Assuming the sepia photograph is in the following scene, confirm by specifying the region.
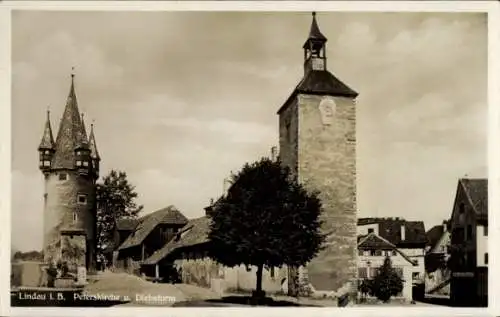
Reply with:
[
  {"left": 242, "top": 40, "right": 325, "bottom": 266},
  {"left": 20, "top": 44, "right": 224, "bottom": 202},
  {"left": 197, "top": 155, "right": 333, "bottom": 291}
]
[{"left": 6, "top": 3, "right": 493, "bottom": 311}]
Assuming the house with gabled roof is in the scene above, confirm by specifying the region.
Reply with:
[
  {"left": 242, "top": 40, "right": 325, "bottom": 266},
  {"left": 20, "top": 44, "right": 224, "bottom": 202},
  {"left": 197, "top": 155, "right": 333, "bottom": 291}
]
[
  {"left": 357, "top": 217, "right": 427, "bottom": 285},
  {"left": 448, "top": 178, "right": 487, "bottom": 307},
  {"left": 357, "top": 232, "right": 417, "bottom": 302},
  {"left": 114, "top": 205, "right": 188, "bottom": 273},
  {"left": 424, "top": 220, "right": 451, "bottom": 297},
  {"left": 142, "top": 211, "right": 288, "bottom": 295}
]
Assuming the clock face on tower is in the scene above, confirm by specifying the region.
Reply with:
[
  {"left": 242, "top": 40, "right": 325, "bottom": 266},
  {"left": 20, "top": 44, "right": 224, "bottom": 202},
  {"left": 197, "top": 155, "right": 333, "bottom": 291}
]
[{"left": 318, "top": 96, "right": 336, "bottom": 125}]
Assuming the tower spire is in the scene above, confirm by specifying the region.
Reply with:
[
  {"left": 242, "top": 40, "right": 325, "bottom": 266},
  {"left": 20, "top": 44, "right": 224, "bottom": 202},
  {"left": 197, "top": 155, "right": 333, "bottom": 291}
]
[
  {"left": 88, "top": 121, "right": 100, "bottom": 161},
  {"left": 38, "top": 107, "right": 55, "bottom": 150},
  {"left": 303, "top": 11, "right": 327, "bottom": 49},
  {"left": 51, "top": 70, "right": 89, "bottom": 169}
]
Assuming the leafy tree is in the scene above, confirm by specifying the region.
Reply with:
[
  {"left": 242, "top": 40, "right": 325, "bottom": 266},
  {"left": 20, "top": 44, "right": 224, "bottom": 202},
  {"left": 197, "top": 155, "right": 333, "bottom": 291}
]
[
  {"left": 208, "top": 158, "right": 325, "bottom": 299},
  {"left": 96, "top": 170, "right": 143, "bottom": 262},
  {"left": 371, "top": 257, "right": 403, "bottom": 302}
]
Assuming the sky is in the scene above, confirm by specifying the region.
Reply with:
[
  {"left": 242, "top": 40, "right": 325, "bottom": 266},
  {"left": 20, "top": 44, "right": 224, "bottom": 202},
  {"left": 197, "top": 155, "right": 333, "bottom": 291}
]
[{"left": 11, "top": 11, "right": 487, "bottom": 252}]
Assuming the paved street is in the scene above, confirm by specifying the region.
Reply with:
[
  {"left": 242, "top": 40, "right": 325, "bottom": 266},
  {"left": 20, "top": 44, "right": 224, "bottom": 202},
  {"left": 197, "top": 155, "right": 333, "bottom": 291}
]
[{"left": 83, "top": 272, "right": 445, "bottom": 307}]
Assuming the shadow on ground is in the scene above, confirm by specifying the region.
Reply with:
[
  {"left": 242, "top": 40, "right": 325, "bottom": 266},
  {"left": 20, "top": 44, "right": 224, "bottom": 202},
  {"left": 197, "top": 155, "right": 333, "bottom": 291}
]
[{"left": 173, "top": 296, "right": 319, "bottom": 307}]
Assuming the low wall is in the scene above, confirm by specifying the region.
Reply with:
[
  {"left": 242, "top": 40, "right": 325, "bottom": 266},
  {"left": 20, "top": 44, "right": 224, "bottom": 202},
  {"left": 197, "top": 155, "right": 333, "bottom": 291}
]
[
  {"left": 174, "top": 258, "right": 288, "bottom": 295},
  {"left": 11, "top": 261, "right": 46, "bottom": 287}
]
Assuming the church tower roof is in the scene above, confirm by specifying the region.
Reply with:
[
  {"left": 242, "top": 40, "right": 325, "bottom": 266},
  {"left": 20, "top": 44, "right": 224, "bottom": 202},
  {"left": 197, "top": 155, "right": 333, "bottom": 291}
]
[
  {"left": 303, "top": 12, "right": 327, "bottom": 48},
  {"left": 52, "top": 72, "right": 89, "bottom": 169},
  {"left": 88, "top": 123, "right": 100, "bottom": 160},
  {"left": 38, "top": 110, "right": 55, "bottom": 150},
  {"left": 278, "top": 12, "right": 358, "bottom": 114}
]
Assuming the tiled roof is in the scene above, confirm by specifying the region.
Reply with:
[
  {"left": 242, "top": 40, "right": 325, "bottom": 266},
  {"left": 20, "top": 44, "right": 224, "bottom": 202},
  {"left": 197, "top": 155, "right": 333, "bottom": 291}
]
[
  {"left": 118, "top": 205, "right": 188, "bottom": 250},
  {"left": 426, "top": 225, "right": 445, "bottom": 248},
  {"left": 143, "top": 216, "right": 210, "bottom": 265},
  {"left": 52, "top": 76, "right": 89, "bottom": 169},
  {"left": 358, "top": 233, "right": 394, "bottom": 250},
  {"left": 116, "top": 218, "right": 140, "bottom": 231},
  {"left": 358, "top": 233, "right": 416, "bottom": 265},
  {"left": 460, "top": 178, "right": 487, "bottom": 220},
  {"left": 88, "top": 124, "right": 100, "bottom": 160},
  {"left": 357, "top": 217, "right": 427, "bottom": 248},
  {"left": 277, "top": 70, "right": 358, "bottom": 114},
  {"left": 38, "top": 111, "right": 55, "bottom": 150}
]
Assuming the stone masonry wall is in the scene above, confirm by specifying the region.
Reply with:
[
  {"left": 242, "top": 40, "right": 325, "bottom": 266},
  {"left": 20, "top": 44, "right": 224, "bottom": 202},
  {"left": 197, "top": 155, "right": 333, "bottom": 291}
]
[
  {"left": 278, "top": 98, "right": 298, "bottom": 179},
  {"left": 297, "top": 93, "right": 357, "bottom": 292},
  {"left": 43, "top": 170, "right": 96, "bottom": 269}
]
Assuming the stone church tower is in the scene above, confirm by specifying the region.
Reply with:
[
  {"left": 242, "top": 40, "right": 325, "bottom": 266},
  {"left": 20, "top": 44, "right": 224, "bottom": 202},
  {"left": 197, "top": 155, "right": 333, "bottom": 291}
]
[
  {"left": 278, "top": 13, "right": 358, "bottom": 294},
  {"left": 38, "top": 73, "right": 100, "bottom": 271}
]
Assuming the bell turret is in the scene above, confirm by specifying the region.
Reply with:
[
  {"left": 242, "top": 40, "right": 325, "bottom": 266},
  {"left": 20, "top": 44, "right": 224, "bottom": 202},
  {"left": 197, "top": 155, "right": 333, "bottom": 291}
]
[{"left": 38, "top": 109, "right": 55, "bottom": 172}]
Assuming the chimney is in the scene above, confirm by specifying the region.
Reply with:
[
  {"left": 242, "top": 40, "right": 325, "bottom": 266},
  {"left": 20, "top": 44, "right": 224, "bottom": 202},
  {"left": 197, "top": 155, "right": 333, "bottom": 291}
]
[
  {"left": 401, "top": 225, "right": 406, "bottom": 241},
  {"left": 270, "top": 146, "right": 278, "bottom": 162},
  {"left": 442, "top": 220, "right": 448, "bottom": 232}
]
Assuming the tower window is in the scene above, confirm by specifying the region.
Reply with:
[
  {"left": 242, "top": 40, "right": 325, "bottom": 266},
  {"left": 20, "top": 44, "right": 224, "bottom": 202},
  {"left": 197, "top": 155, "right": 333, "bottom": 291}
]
[
  {"left": 73, "top": 212, "right": 78, "bottom": 223},
  {"left": 76, "top": 161, "right": 82, "bottom": 167},
  {"left": 59, "top": 173, "right": 67, "bottom": 181},
  {"left": 44, "top": 150, "right": 50, "bottom": 155},
  {"left": 83, "top": 161, "right": 89, "bottom": 167},
  {"left": 43, "top": 160, "right": 51, "bottom": 167},
  {"left": 77, "top": 194, "right": 88, "bottom": 205}
]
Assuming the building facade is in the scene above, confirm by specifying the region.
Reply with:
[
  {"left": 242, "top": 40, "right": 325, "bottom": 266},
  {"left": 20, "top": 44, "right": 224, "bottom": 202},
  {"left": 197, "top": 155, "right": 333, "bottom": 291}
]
[
  {"left": 357, "top": 218, "right": 427, "bottom": 285},
  {"left": 142, "top": 216, "right": 289, "bottom": 296},
  {"left": 448, "top": 178, "right": 488, "bottom": 307},
  {"left": 277, "top": 12, "right": 358, "bottom": 295},
  {"left": 38, "top": 73, "right": 100, "bottom": 272},
  {"left": 424, "top": 220, "right": 451, "bottom": 296},
  {"left": 115, "top": 206, "right": 188, "bottom": 274},
  {"left": 357, "top": 233, "right": 416, "bottom": 302}
]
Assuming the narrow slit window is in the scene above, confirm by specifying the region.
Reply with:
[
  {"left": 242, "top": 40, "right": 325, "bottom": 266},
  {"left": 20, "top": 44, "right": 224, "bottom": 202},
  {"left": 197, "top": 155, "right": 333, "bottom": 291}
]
[{"left": 73, "top": 212, "right": 78, "bottom": 223}]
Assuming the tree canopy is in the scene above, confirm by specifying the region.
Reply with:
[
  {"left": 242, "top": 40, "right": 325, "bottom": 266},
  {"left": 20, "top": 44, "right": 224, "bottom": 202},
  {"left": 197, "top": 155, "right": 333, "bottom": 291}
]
[
  {"left": 96, "top": 170, "right": 143, "bottom": 259},
  {"left": 371, "top": 257, "right": 404, "bottom": 302},
  {"left": 208, "top": 158, "right": 325, "bottom": 295}
]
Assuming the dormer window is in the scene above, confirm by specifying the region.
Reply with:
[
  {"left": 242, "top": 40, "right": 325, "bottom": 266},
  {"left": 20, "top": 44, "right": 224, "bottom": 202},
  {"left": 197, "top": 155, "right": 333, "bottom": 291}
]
[
  {"left": 76, "top": 161, "right": 82, "bottom": 167},
  {"left": 459, "top": 203, "right": 465, "bottom": 214}
]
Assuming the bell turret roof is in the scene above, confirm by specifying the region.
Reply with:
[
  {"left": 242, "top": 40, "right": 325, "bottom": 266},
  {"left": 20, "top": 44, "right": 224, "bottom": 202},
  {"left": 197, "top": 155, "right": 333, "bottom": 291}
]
[{"left": 38, "top": 110, "right": 55, "bottom": 150}]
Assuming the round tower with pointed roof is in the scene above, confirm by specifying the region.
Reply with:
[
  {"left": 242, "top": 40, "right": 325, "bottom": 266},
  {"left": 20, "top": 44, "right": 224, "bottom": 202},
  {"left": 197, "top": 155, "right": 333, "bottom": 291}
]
[
  {"left": 37, "top": 72, "right": 100, "bottom": 272},
  {"left": 278, "top": 13, "right": 358, "bottom": 296}
]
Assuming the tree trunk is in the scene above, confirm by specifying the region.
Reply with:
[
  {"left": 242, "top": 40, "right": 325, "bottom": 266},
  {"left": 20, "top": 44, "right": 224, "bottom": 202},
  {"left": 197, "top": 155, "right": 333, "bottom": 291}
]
[
  {"left": 288, "top": 266, "right": 298, "bottom": 297},
  {"left": 256, "top": 264, "right": 263, "bottom": 294}
]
